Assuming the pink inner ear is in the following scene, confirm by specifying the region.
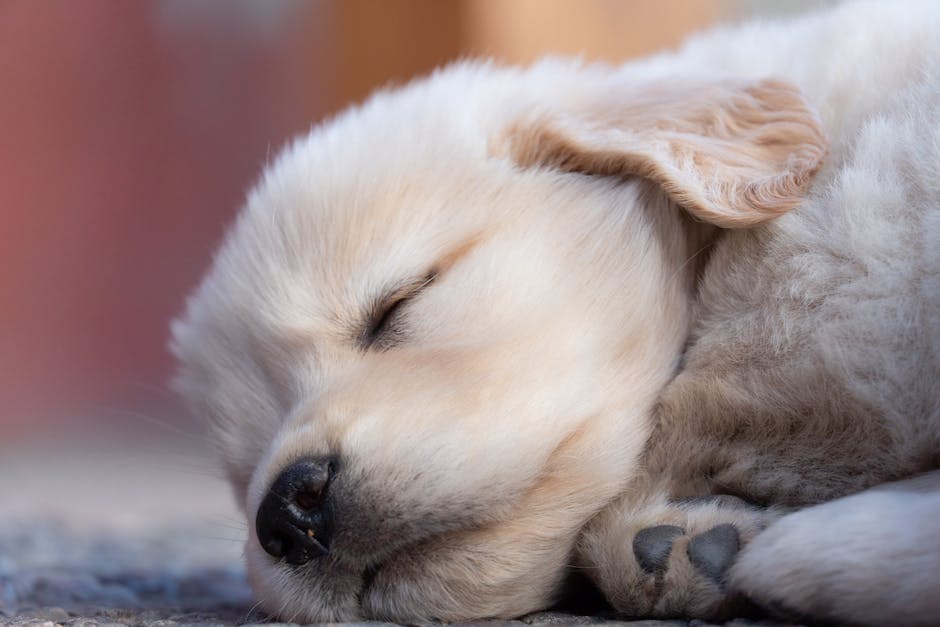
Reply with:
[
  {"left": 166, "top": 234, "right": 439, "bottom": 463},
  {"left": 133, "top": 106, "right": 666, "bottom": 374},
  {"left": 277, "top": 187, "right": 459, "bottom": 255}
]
[{"left": 504, "top": 79, "right": 829, "bottom": 229}]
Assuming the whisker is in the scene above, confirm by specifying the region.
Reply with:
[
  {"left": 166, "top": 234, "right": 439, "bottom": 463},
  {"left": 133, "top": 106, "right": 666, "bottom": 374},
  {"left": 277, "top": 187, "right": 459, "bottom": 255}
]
[
  {"left": 88, "top": 404, "right": 207, "bottom": 443},
  {"left": 243, "top": 598, "right": 265, "bottom": 624},
  {"left": 208, "top": 522, "right": 247, "bottom": 534},
  {"left": 196, "top": 535, "right": 246, "bottom": 544},
  {"left": 667, "top": 241, "right": 711, "bottom": 289},
  {"left": 118, "top": 380, "right": 179, "bottom": 401}
]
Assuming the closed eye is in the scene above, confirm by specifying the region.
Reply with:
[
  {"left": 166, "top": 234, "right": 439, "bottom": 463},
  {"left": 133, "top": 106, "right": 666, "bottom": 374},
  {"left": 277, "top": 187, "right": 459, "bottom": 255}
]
[{"left": 360, "top": 270, "right": 437, "bottom": 350}]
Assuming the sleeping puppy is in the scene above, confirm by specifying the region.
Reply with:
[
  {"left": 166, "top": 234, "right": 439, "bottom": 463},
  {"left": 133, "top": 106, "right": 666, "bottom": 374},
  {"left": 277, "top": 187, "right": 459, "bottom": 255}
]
[{"left": 171, "top": 2, "right": 940, "bottom": 625}]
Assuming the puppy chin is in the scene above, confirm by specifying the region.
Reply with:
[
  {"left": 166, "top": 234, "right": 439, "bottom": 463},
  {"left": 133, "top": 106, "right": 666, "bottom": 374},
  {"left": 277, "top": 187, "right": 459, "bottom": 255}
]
[{"left": 245, "top": 540, "right": 365, "bottom": 623}]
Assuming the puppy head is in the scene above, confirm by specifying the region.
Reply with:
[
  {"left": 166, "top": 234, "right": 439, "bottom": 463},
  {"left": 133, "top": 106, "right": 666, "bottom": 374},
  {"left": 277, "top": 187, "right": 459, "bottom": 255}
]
[{"left": 171, "top": 61, "right": 825, "bottom": 622}]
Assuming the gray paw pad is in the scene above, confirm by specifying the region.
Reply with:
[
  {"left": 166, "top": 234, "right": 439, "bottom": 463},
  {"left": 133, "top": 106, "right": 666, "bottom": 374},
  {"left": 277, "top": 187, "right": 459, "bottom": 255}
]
[
  {"left": 687, "top": 523, "right": 740, "bottom": 584},
  {"left": 633, "top": 524, "right": 685, "bottom": 574}
]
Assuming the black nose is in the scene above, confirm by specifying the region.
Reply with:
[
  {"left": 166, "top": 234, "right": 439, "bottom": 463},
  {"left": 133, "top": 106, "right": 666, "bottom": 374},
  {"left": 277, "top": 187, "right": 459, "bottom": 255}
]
[{"left": 255, "top": 457, "right": 336, "bottom": 565}]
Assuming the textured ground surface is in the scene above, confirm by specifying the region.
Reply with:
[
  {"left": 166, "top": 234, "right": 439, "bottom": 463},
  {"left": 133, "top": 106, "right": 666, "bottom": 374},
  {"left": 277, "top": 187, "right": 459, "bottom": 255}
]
[{"left": 0, "top": 428, "right": 791, "bottom": 627}]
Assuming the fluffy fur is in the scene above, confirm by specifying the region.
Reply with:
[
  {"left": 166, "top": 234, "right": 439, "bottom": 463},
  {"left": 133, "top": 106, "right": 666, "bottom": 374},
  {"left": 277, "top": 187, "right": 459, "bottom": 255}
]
[{"left": 171, "top": 2, "right": 940, "bottom": 624}]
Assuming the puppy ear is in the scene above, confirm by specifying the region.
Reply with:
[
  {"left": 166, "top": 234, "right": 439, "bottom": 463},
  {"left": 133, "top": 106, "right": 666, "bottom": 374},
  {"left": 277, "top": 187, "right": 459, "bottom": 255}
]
[{"left": 502, "top": 79, "right": 827, "bottom": 228}]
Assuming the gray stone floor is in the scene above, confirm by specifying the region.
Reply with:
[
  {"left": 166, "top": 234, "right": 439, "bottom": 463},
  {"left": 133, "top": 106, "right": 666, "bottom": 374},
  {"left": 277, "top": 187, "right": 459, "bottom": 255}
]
[
  {"left": 0, "top": 429, "right": 790, "bottom": 627},
  {"left": 0, "top": 430, "right": 253, "bottom": 626}
]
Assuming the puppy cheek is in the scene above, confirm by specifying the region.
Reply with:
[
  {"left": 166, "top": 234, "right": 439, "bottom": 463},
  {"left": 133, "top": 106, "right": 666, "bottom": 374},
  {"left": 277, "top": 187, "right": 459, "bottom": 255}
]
[
  {"left": 247, "top": 537, "right": 370, "bottom": 622},
  {"left": 359, "top": 548, "right": 467, "bottom": 621}
]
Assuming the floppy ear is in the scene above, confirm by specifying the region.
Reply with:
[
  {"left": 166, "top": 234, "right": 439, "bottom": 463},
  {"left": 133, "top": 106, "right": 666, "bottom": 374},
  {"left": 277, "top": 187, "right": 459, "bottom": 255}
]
[{"left": 502, "top": 79, "right": 827, "bottom": 228}]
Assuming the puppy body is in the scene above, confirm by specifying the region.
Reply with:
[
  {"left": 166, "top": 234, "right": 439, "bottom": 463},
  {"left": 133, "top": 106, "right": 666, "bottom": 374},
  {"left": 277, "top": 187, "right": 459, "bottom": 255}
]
[
  {"left": 579, "top": 5, "right": 940, "bottom": 622},
  {"left": 172, "top": 2, "right": 940, "bottom": 624},
  {"left": 581, "top": 15, "right": 940, "bottom": 621}
]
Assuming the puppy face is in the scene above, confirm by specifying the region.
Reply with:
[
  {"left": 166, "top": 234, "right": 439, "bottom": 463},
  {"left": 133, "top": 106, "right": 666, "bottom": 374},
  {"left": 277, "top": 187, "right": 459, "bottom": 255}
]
[{"left": 171, "top": 62, "right": 825, "bottom": 621}]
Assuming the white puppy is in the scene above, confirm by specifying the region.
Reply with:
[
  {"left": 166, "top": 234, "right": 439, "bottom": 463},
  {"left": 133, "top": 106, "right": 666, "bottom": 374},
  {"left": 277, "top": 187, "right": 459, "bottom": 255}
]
[{"left": 172, "top": 2, "right": 940, "bottom": 624}]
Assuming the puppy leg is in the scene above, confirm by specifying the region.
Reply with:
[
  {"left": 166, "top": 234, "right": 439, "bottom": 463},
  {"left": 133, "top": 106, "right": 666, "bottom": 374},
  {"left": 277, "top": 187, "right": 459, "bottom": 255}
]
[
  {"left": 577, "top": 492, "right": 778, "bottom": 619},
  {"left": 731, "top": 470, "right": 940, "bottom": 626}
]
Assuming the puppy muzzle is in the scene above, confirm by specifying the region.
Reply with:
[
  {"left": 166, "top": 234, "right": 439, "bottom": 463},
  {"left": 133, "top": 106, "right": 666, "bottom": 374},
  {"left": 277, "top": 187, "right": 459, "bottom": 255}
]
[{"left": 255, "top": 457, "right": 337, "bottom": 565}]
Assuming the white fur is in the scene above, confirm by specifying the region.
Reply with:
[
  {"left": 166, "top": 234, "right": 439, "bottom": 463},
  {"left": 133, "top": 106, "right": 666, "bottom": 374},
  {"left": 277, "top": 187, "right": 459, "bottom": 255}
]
[{"left": 733, "top": 472, "right": 940, "bottom": 625}]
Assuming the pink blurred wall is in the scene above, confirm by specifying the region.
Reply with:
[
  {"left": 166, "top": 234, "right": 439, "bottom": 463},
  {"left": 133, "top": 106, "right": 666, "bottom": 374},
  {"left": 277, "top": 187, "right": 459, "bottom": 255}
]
[{"left": 0, "top": 2, "right": 332, "bottom": 435}]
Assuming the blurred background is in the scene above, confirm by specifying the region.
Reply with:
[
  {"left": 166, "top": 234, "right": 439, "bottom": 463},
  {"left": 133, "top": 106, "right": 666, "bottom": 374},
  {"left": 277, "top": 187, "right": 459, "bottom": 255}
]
[{"left": 0, "top": 0, "right": 828, "bottom": 442}]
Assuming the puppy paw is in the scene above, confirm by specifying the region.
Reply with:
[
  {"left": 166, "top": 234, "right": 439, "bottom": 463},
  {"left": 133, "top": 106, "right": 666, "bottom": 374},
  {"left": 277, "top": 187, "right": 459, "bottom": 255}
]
[
  {"left": 579, "top": 494, "right": 775, "bottom": 619},
  {"left": 684, "top": 522, "right": 741, "bottom": 583},
  {"left": 636, "top": 520, "right": 742, "bottom": 617}
]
